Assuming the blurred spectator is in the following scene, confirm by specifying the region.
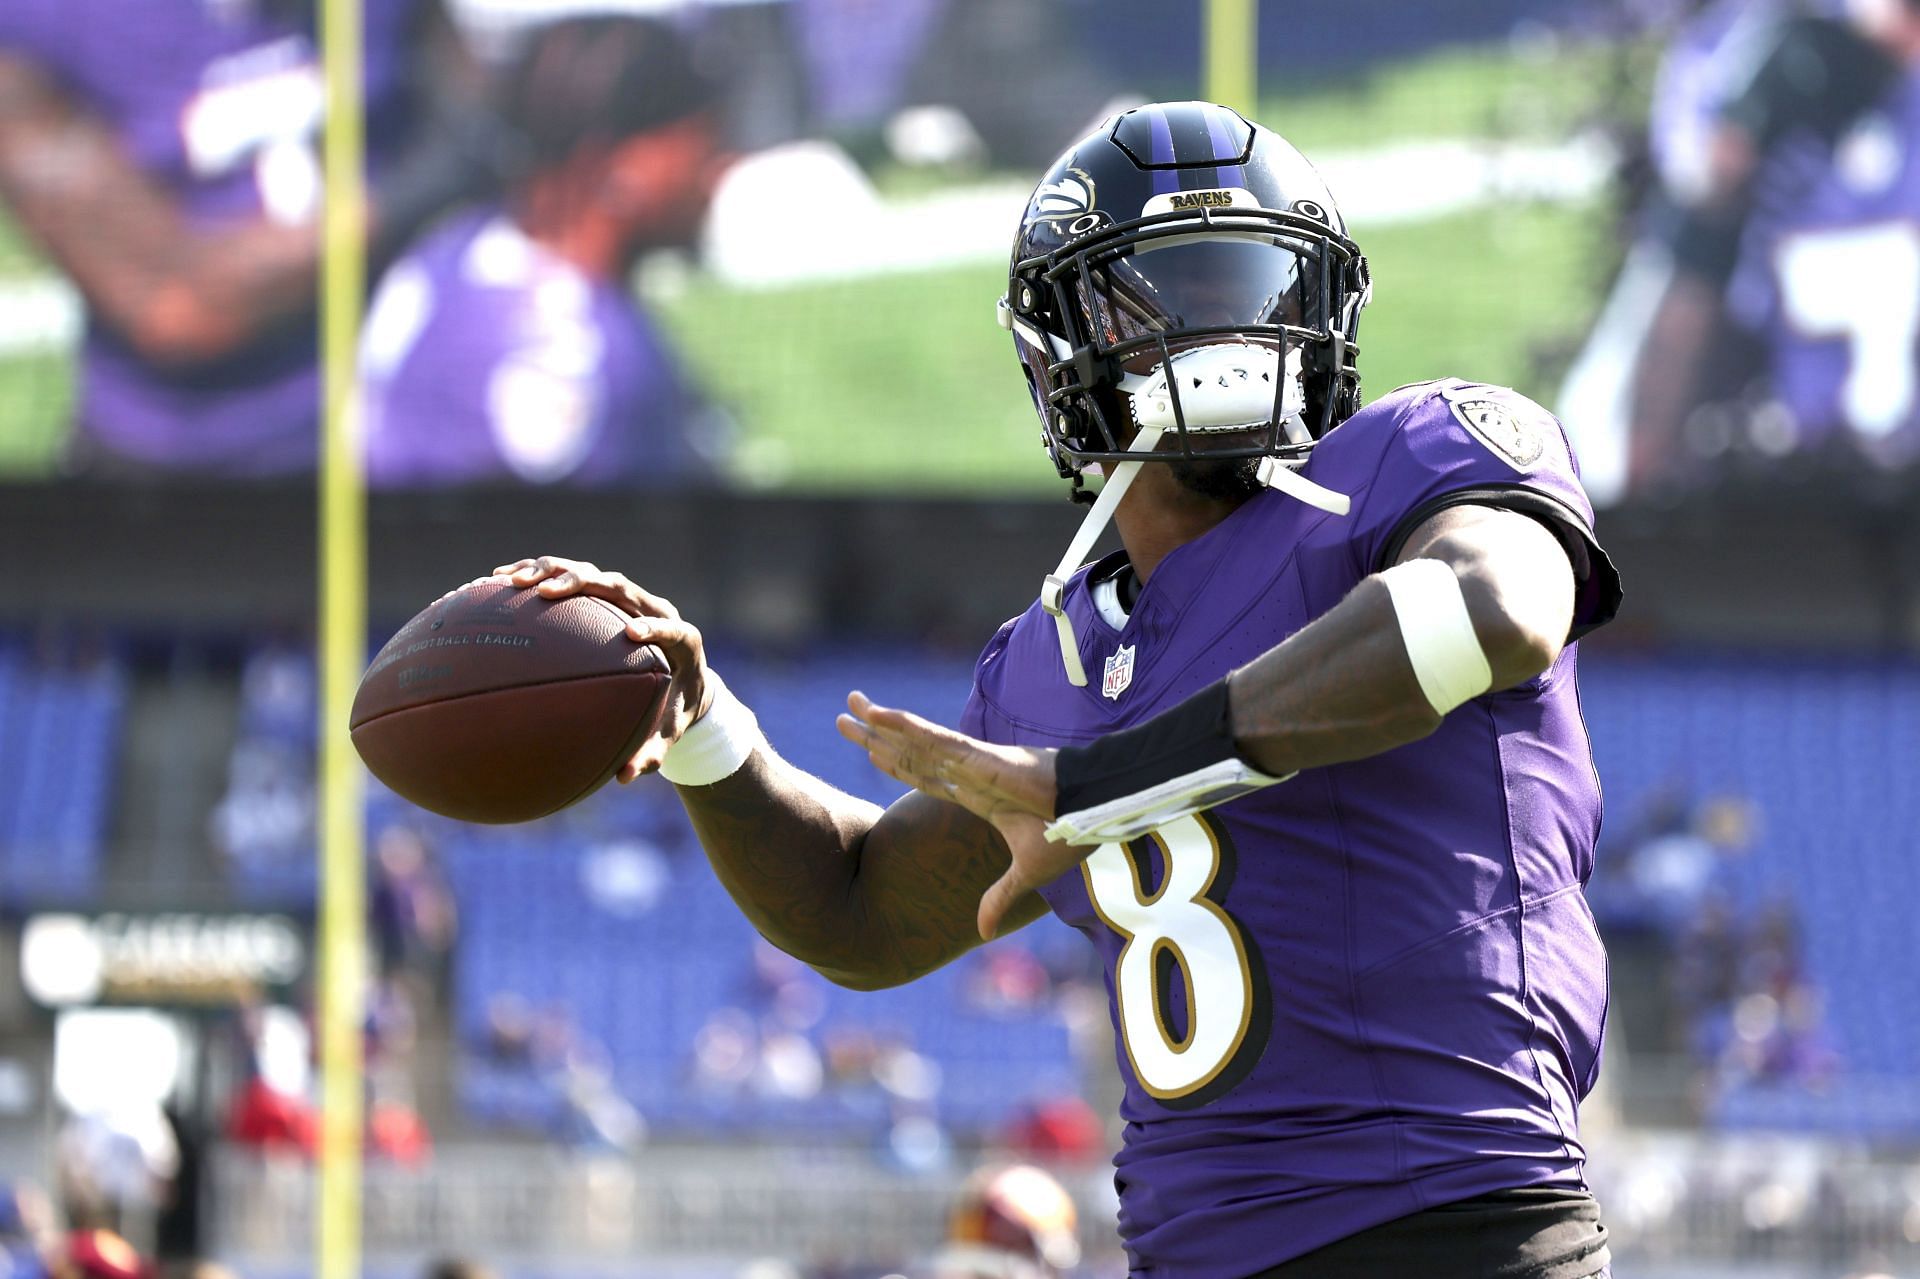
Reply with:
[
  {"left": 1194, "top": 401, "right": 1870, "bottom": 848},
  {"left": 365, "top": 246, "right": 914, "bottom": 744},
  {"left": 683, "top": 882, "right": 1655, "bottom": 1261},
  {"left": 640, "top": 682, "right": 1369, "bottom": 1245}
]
[
  {"left": 367, "top": 1098, "right": 433, "bottom": 1165},
  {"left": 55, "top": 1106, "right": 177, "bottom": 1241},
  {"left": 743, "top": 940, "right": 826, "bottom": 1032},
  {"left": 689, "top": 1007, "right": 759, "bottom": 1097},
  {"left": 0, "top": 0, "right": 499, "bottom": 477},
  {"left": 209, "top": 741, "right": 313, "bottom": 876},
  {"left": 211, "top": 647, "right": 318, "bottom": 886},
  {"left": 1674, "top": 888, "right": 1842, "bottom": 1102},
  {"left": 965, "top": 944, "right": 1051, "bottom": 1015},
  {"left": 1001, "top": 1096, "right": 1104, "bottom": 1167},
  {"left": 885, "top": 1113, "right": 952, "bottom": 1175},
  {"left": 370, "top": 824, "right": 458, "bottom": 987},
  {"left": 1673, "top": 894, "right": 1743, "bottom": 1027},
  {"left": 49, "top": 1231, "right": 147, "bottom": 1279},
  {"left": 930, "top": 1164, "right": 1081, "bottom": 1279},
  {"left": 151, "top": 1106, "right": 203, "bottom": 1264},
  {"left": 469, "top": 998, "right": 641, "bottom": 1148},
  {"left": 1603, "top": 791, "right": 1756, "bottom": 932},
  {"left": 423, "top": 1262, "right": 496, "bottom": 1279},
  {"left": 822, "top": 1027, "right": 882, "bottom": 1090},
  {"left": 361, "top": 15, "right": 729, "bottom": 488},
  {"left": 553, "top": 1057, "right": 646, "bottom": 1152},
  {"left": 869, "top": 1034, "right": 941, "bottom": 1110},
  {"left": 1720, "top": 985, "right": 1840, "bottom": 1089},
  {"left": 0, "top": 1182, "right": 54, "bottom": 1279},
  {"left": 223, "top": 1069, "right": 316, "bottom": 1156},
  {"left": 478, "top": 993, "right": 536, "bottom": 1068},
  {"left": 578, "top": 838, "right": 672, "bottom": 917},
  {"left": 755, "top": 1030, "right": 825, "bottom": 1102}
]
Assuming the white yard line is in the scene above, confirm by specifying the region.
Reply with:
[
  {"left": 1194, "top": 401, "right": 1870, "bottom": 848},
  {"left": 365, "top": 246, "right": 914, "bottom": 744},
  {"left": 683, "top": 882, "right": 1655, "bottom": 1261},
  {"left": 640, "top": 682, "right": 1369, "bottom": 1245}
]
[{"left": 696, "top": 135, "right": 1614, "bottom": 291}]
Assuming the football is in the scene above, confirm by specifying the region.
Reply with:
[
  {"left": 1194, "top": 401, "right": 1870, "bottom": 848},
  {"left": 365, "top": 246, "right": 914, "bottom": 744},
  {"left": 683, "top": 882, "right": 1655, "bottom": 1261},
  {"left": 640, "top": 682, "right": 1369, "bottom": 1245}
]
[{"left": 350, "top": 579, "right": 672, "bottom": 824}]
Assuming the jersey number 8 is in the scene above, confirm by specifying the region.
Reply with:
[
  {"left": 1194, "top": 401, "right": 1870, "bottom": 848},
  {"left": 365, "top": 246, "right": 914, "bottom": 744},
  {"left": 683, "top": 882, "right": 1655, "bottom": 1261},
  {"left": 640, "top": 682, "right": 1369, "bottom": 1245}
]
[{"left": 1081, "top": 812, "right": 1270, "bottom": 1106}]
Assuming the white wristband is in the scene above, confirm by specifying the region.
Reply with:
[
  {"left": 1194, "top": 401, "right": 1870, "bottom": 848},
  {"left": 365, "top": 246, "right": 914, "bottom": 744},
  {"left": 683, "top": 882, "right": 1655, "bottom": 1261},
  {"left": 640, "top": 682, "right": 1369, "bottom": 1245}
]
[
  {"left": 1378, "top": 558, "right": 1494, "bottom": 717},
  {"left": 658, "top": 670, "right": 763, "bottom": 786}
]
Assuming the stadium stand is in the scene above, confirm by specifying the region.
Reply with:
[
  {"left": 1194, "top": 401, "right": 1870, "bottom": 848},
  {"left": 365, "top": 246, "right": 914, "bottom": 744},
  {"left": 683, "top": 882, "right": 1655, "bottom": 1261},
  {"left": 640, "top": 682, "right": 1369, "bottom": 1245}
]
[
  {"left": 437, "top": 649, "right": 1087, "bottom": 1142},
  {"left": 1583, "top": 655, "right": 1920, "bottom": 1133},
  {"left": 0, "top": 640, "right": 126, "bottom": 904},
  {"left": 198, "top": 644, "right": 1920, "bottom": 1140}
]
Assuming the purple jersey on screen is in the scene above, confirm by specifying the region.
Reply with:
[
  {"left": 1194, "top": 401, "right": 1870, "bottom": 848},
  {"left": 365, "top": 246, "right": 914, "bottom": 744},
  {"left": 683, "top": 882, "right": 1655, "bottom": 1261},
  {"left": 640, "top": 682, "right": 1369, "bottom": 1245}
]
[
  {"left": 961, "top": 381, "right": 1620, "bottom": 1277},
  {"left": 0, "top": 0, "right": 419, "bottom": 474},
  {"left": 1647, "top": 0, "right": 1786, "bottom": 200},
  {"left": 359, "top": 209, "right": 714, "bottom": 488},
  {"left": 1728, "top": 72, "right": 1920, "bottom": 464}
]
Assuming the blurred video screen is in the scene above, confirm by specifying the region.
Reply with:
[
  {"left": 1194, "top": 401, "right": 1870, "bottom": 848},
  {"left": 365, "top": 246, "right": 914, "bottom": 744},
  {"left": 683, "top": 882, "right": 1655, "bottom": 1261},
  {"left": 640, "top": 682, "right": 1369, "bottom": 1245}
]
[{"left": 24, "top": 0, "right": 1899, "bottom": 501}]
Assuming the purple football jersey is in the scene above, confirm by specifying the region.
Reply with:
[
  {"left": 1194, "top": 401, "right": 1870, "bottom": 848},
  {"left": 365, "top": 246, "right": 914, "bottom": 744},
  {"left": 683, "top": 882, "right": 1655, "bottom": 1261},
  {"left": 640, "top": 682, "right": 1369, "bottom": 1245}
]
[
  {"left": 359, "top": 209, "right": 713, "bottom": 488},
  {"left": 0, "top": 0, "right": 420, "bottom": 474},
  {"left": 1727, "top": 71, "right": 1920, "bottom": 464},
  {"left": 962, "top": 381, "right": 1620, "bottom": 1277}
]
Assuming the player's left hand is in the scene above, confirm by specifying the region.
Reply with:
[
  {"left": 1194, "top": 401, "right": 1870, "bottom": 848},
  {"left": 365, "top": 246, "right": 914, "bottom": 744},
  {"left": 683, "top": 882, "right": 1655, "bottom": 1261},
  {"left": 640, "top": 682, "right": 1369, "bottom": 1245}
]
[{"left": 837, "top": 692, "right": 1081, "bottom": 941}]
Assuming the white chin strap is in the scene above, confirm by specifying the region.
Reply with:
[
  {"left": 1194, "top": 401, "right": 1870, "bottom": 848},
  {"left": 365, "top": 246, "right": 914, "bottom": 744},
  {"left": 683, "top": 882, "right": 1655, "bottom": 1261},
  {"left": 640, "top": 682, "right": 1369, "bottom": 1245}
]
[
  {"left": 1036, "top": 342, "right": 1353, "bottom": 686},
  {"left": 1042, "top": 427, "right": 1163, "bottom": 687}
]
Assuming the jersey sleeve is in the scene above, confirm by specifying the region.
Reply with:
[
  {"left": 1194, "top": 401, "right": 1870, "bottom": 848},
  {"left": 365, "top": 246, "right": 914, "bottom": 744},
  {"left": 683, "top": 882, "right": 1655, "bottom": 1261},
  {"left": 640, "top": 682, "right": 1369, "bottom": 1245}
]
[
  {"left": 1348, "top": 382, "right": 1622, "bottom": 639},
  {"left": 0, "top": 0, "right": 77, "bottom": 76},
  {"left": 958, "top": 619, "right": 1018, "bottom": 744}
]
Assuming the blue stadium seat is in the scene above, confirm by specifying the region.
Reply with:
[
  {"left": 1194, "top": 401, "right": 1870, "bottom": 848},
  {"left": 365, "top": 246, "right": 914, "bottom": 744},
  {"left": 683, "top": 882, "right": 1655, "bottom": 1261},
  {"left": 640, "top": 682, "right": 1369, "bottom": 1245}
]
[{"left": 0, "top": 651, "right": 125, "bottom": 905}]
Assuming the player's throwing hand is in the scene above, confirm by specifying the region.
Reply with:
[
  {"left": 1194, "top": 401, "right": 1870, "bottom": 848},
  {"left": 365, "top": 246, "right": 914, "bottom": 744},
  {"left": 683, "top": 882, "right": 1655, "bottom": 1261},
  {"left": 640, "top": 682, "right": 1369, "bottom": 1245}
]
[
  {"left": 837, "top": 692, "right": 1074, "bottom": 940},
  {"left": 493, "top": 555, "right": 713, "bottom": 782}
]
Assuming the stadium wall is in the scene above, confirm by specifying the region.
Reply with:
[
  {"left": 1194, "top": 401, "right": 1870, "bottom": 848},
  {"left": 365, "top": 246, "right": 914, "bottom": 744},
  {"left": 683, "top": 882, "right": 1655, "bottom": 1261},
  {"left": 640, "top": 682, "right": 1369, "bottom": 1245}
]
[{"left": 10, "top": 480, "right": 1920, "bottom": 650}]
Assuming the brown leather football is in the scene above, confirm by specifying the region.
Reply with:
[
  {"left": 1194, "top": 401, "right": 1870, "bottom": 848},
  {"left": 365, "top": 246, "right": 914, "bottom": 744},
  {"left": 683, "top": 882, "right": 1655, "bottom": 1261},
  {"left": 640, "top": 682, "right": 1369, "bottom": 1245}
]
[{"left": 350, "top": 579, "right": 671, "bottom": 824}]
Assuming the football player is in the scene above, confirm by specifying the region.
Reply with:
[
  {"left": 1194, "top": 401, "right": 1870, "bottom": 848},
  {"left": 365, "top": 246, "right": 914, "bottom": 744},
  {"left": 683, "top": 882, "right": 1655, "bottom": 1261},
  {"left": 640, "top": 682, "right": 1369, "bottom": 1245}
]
[
  {"left": 501, "top": 101, "right": 1622, "bottom": 1278},
  {"left": 360, "top": 16, "right": 727, "bottom": 488},
  {"left": 1626, "top": 0, "right": 1920, "bottom": 483},
  {"left": 0, "top": 0, "right": 495, "bottom": 477}
]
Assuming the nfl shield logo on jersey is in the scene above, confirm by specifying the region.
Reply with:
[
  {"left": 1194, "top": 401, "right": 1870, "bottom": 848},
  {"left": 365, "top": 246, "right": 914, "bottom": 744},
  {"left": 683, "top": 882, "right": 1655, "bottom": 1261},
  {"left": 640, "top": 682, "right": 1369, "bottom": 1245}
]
[{"left": 1102, "top": 645, "right": 1136, "bottom": 700}]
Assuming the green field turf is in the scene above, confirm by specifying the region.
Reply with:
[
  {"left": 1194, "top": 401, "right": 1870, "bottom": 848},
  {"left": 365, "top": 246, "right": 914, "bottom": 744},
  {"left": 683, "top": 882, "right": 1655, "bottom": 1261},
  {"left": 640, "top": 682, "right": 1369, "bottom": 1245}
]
[
  {"left": 0, "top": 218, "right": 69, "bottom": 477},
  {"left": 1260, "top": 36, "right": 1648, "bottom": 152},
  {"left": 0, "top": 36, "right": 1631, "bottom": 487},
  {"left": 0, "top": 353, "right": 71, "bottom": 478}
]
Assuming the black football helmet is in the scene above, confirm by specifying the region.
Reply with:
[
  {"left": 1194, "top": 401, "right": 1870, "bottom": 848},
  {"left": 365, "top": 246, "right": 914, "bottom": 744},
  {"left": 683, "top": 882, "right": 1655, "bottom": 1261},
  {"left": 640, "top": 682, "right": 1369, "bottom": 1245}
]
[{"left": 1001, "top": 101, "right": 1371, "bottom": 484}]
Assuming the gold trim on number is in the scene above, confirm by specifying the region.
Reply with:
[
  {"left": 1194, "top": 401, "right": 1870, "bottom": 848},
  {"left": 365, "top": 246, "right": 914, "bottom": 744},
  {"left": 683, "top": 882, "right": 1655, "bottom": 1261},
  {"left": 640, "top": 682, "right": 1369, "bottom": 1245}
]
[{"left": 1081, "top": 815, "right": 1256, "bottom": 1101}]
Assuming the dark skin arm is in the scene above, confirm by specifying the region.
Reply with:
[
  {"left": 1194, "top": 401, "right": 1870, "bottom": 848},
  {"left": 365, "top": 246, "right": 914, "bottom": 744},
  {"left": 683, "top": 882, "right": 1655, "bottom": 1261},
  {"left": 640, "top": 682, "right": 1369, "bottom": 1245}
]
[
  {"left": 0, "top": 2, "right": 477, "bottom": 368},
  {"left": 680, "top": 756, "right": 1050, "bottom": 990},
  {"left": 1626, "top": 123, "right": 1755, "bottom": 483},
  {"left": 499, "top": 505, "right": 1571, "bottom": 987},
  {"left": 490, "top": 556, "right": 1048, "bottom": 992},
  {"left": 0, "top": 50, "right": 327, "bottom": 366}
]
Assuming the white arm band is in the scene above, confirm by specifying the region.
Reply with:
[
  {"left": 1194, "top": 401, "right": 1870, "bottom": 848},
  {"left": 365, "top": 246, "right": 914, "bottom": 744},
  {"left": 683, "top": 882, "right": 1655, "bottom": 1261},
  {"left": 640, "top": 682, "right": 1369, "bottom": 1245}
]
[
  {"left": 658, "top": 670, "right": 764, "bottom": 786},
  {"left": 1377, "top": 558, "right": 1494, "bottom": 717}
]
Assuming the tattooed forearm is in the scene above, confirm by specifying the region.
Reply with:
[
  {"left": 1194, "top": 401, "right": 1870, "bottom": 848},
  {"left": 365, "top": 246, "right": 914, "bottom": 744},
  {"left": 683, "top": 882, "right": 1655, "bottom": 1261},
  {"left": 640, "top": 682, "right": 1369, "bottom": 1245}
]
[
  {"left": 676, "top": 748, "right": 1047, "bottom": 989},
  {"left": 1227, "top": 504, "right": 1573, "bottom": 776},
  {"left": 1226, "top": 577, "right": 1439, "bottom": 776}
]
